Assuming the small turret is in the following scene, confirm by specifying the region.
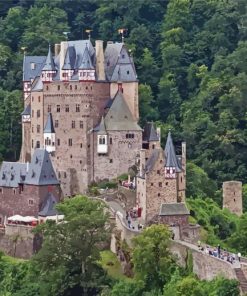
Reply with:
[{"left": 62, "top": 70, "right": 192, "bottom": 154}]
[
  {"left": 78, "top": 45, "right": 95, "bottom": 81},
  {"left": 61, "top": 47, "right": 74, "bottom": 81},
  {"left": 21, "top": 104, "right": 31, "bottom": 123},
  {"left": 97, "top": 117, "right": 108, "bottom": 154},
  {"left": 44, "top": 113, "right": 55, "bottom": 153},
  {"left": 41, "top": 45, "right": 56, "bottom": 82},
  {"left": 164, "top": 131, "right": 181, "bottom": 179}
]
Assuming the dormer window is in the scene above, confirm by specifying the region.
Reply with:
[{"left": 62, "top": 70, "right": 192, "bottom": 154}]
[
  {"left": 31, "top": 63, "right": 36, "bottom": 70},
  {"left": 10, "top": 174, "right": 14, "bottom": 181},
  {"left": 2, "top": 173, "right": 5, "bottom": 180}
]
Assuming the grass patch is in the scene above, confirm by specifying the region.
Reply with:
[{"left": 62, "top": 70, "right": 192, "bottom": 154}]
[{"left": 99, "top": 250, "right": 132, "bottom": 281}]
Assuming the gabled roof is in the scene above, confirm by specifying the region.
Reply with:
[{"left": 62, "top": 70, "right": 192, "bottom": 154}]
[
  {"left": 143, "top": 122, "right": 159, "bottom": 142},
  {"left": 78, "top": 45, "right": 94, "bottom": 70},
  {"left": 44, "top": 113, "right": 55, "bottom": 133},
  {"left": 23, "top": 56, "right": 46, "bottom": 81},
  {"left": 25, "top": 149, "right": 59, "bottom": 186},
  {"left": 104, "top": 91, "right": 142, "bottom": 131},
  {"left": 111, "top": 64, "right": 137, "bottom": 82},
  {"left": 164, "top": 131, "right": 181, "bottom": 172},
  {"left": 39, "top": 192, "right": 58, "bottom": 217},
  {"left": 0, "top": 162, "right": 27, "bottom": 188},
  {"left": 21, "top": 104, "right": 31, "bottom": 116},
  {"left": 42, "top": 45, "right": 56, "bottom": 71},
  {"left": 145, "top": 149, "right": 160, "bottom": 173},
  {"left": 104, "top": 42, "right": 123, "bottom": 80},
  {"left": 159, "top": 203, "right": 189, "bottom": 216}
]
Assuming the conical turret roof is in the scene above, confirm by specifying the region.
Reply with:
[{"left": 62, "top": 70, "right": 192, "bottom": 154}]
[
  {"left": 44, "top": 113, "right": 55, "bottom": 133},
  {"left": 164, "top": 131, "right": 181, "bottom": 172},
  {"left": 42, "top": 45, "right": 56, "bottom": 71},
  {"left": 62, "top": 47, "right": 72, "bottom": 70},
  {"left": 97, "top": 116, "right": 107, "bottom": 135},
  {"left": 79, "top": 45, "right": 94, "bottom": 70},
  {"left": 143, "top": 122, "right": 159, "bottom": 142}
]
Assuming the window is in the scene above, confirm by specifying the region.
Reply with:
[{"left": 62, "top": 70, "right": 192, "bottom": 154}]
[
  {"left": 72, "top": 121, "right": 75, "bottom": 128},
  {"left": 37, "top": 110, "right": 40, "bottom": 118},
  {"left": 32, "top": 140, "right": 33, "bottom": 148},
  {"left": 80, "top": 121, "right": 83, "bottom": 128},
  {"left": 37, "top": 125, "right": 40, "bottom": 133},
  {"left": 28, "top": 199, "right": 34, "bottom": 205},
  {"left": 158, "top": 193, "right": 160, "bottom": 197},
  {"left": 65, "top": 105, "right": 69, "bottom": 112},
  {"left": 110, "top": 138, "right": 112, "bottom": 145},
  {"left": 99, "top": 136, "right": 106, "bottom": 144},
  {"left": 159, "top": 182, "right": 162, "bottom": 187},
  {"left": 46, "top": 85, "right": 49, "bottom": 91},
  {"left": 45, "top": 137, "right": 51, "bottom": 145},
  {"left": 68, "top": 138, "right": 72, "bottom": 146},
  {"left": 48, "top": 105, "right": 51, "bottom": 112},
  {"left": 80, "top": 143, "right": 83, "bottom": 148},
  {"left": 109, "top": 159, "right": 113, "bottom": 163},
  {"left": 122, "top": 54, "right": 125, "bottom": 58},
  {"left": 58, "top": 85, "right": 60, "bottom": 91},
  {"left": 57, "top": 139, "right": 60, "bottom": 146},
  {"left": 0, "top": 188, "right": 2, "bottom": 194},
  {"left": 55, "top": 120, "right": 59, "bottom": 128},
  {"left": 32, "top": 110, "right": 34, "bottom": 117},
  {"left": 127, "top": 70, "right": 129, "bottom": 75},
  {"left": 32, "top": 125, "right": 34, "bottom": 133},
  {"left": 76, "top": 104, "right": 80, "bottom": 112},
  {"left": 64, "top": 172, "right": 67, "bottom": 178},
  {"left": 157, "top": 170, "right": 160, "bottom": 174},
  {"left": 166, "top": 182, "right": 168, "bottom": 186},
  {"left": 38, "top": 96, "right": 41, "bottom": 102},
  {"left": 70, "top": 155, "right": 73, "bottom": 159},
  {"left": 126, "top": 133, "right": 134, "bottom": 139},
  {"left": 57, "top": 105, "right": 60, "bottom": 112},
  {"left": 152, "top": 144, "right": 155, "bottom": 149},
  {"left": 70, "top": 85, "right": 72, "bottom": 90},
  {"left": 75, "top": 85, "right": 77, "bottom": 90},
  {"left": 151, "top": 183, "right": 154, "bottom": 186},
  {"left": 36, "top": 141, "right": 40, "bottom": 148}
]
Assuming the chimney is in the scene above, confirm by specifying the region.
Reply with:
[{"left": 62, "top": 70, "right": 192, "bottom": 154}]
[
  {"left": 26, "top": 161, "right": 29, "bottom": 172},
  {"left": 181, "top": 142, "right": 186, "bottom": 172},
  {"left": 55, "top": 43, "right": 61, "bottom": 56},
  {"left": 59, "top": 41, "right": 68, "bottom": 80},
  {"left": 156, "top": 127, "right": 161, "bottom": 142},
  {"left": 95, "top": 40, "right": 105, "bottom": 81},
  {"left": 139, "top": 149, "right": 146, "bottom": 177}
]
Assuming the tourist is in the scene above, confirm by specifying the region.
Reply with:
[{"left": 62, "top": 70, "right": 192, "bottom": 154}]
[
  {"left": 238, "top": 252, "right": 241, "bottom": 262},
  {"left": 217, "top": 244, "right": 221, "bottom": 258}
]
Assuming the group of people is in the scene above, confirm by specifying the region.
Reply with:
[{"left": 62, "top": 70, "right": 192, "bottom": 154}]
[
  {"left": 125, "top": 210, "right": 143, "bottom": 231},
  {"left": 198, "top": 241, "right": 241, "bottom": 264}
]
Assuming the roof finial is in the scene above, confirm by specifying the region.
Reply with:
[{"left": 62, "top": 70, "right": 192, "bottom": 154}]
[
  {"left": 63, "top": 31, "right": 70, "bottom": 41},
  {"left": 85, "top": 29, "right": 92, "bottom": 40},
  {"left": 118, "top": 28, "right": 127, "bottom": 43},
  {"left": 21, "top": 46, "right": 27, "bottom": 56}
]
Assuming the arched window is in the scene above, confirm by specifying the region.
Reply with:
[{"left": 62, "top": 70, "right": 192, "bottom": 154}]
[{"left": 99, "top": 136, "right": 106, "bottom": 145}]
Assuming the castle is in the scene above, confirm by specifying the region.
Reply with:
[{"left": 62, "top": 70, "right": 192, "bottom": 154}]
[{"left": 0, "top": 38, "right": 188, "bottom": 228}]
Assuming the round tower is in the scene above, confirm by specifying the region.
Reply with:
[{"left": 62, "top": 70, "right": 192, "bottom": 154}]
[{"left": 222, "top": 181, "right": 242, "bottom": 216}]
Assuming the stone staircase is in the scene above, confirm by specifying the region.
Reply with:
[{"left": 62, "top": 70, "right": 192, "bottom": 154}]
[{"left": 235, "top": 268, "right": 247, "bottom": 294}]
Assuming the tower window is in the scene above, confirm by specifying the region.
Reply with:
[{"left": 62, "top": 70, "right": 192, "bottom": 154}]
[
  {"left": 76, "top": 104, "right": 80, "bottom": 112},
  {"left": 65, "top": 105, "right": 69, "bottom": 112},
  {"left": 68, "top": 139, "right": 72, "bottom": 146},
  {"left": 70, "top": 85, "right": 72, "bottom": 90},
  {"left": 158, "top": 193, "right": 160, "bottom": 197},
  {"left": 58, "top": 85, "right": 60, "bottom": 91},
  {"left": 110, "top": 138, "right": 112, "bottom": 145},
  {"left": 48, "top": 105, "right": 51, "bottom": 112},
  {"left": 151, "top": 183, "right": 153, "bottom": 186},
  {"left": 157, "top": 170, "right": 160, "bottom": 174},
  {"left": 57, "top": 105, "right": 60, "bottom": 112},
  {"left": 38, "top": 96, "right": 41, "bottom": 102},
  {"left": 32, "top": 140, "right": 34, "bottom": 148},
  {"left": 80, "top": 121, "right": 83, "bottom": 128},
  {"left": 122, "top": 54, "right": 125, "bottom": 58},
  {"left": 127, "top": 70, "right": 129, "bottom": 74},
  {"left": 46, "top": 85, "right": 49, "bottom": 91},
  {"left": 37, "top": 125, "right": 40, "bottom": 133},
  {"left": 75, "top": 85, "right": 77, "bottom": 90},
  {"left": 32, "top": 125, "right": 34, "bottom": 133},
  {"left": 159, "top": 182, "right": 162, "bottom": 187},
  {"left": 28, "top": 199, "right": 34, "bottom": 205},
  {"left": 37, "top": 110, "right": 40, "bottom": 118},
  {"left": 32, "top": 110, "right": 34, "bottom": 117},
  {"left": 99, "top": 136, "right": 106, "bottom": 145},
  {"left": 36, "top": 141, "right": 40, "bottom": 148},
  {"left": 55, "top": 120, "right": 59, "bottom": 128},
  {"left": 72, "top": 121, "right": 75, "bottom": 128},
  {"left": 57, "top": 139, "right": 60, "bottom": 146},
  {"left": 110, "top": 159, "right": 113, "bottom": 163}
]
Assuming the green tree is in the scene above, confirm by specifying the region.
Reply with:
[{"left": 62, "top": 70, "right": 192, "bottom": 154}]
[
  {"left": 132, "top": 224, "right": 175, "bottom": 291},
  {"left": 139, "top": 84, "right": 158, "bottom": 126},
  {"left": 32, "top": 195, "right": 111, "bottom": 295}
]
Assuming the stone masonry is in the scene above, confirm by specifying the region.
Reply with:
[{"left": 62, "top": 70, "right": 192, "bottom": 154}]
[{"left": 223, "top": 181, "right": 242, "bottom": 216}]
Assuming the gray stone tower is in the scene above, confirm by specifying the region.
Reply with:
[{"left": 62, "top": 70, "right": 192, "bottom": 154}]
[{"left": 222, "top": 181, "right": 242, "bottom": 216}]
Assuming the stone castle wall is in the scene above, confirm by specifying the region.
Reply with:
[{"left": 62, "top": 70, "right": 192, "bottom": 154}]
[{"left": 223, "top": 181, "right": 242, "bottom": 216}]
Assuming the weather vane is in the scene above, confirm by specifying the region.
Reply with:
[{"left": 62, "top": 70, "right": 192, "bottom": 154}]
[
  {"left": 63, "top": 32, "right": 70, "bottom": 41},
  {"left": 21, "top": 47, "right": 27, "bottom": 55},
  {"left": 85, "top": 29, "right": 92, "bottom": 40},
  {"left": 118, "top": 28, "right": 127, "bottom": 43}
]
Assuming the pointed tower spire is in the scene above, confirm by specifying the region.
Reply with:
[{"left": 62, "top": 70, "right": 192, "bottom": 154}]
[
  {"left": 44, "top": 113, "right": 55, "bottom": 133},
  {"left": 79, "top": 45, "right": 94, "bottom": 70},
  {"left": 164, "top": 131, "right": 181, "bottom": 177},
  {"left": 43, "top": 44, "right": 56, "bottom": 71},
  {"left": 62, "top": 47, "right": 72, "bottom": 70}
]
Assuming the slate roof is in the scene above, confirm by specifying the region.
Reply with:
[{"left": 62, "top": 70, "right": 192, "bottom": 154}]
[
  {"left": 0, "top": 162, "right": 27, "bottom": 188},
  {"left": 21, "top": 104, "right": 31, "bottom": 116},
  {"left": 43, "top": 45, "right": 56, "bottom": 71},
  {"left": 31, "top": 76, "right": 43, "bottom": 91},
  {"left": 145, "top": 149, "right": 160, "bottom": 173},
  {"left": 104, "top": 98, "right": 113, "bottom": 109},
  {"left": 23, "top": 56, "right": 46, "bottom": 81},
  {"left": 104, "top": 91, "right": 142, "bottom": 131},
  {"left": 62, "top": 46, "right": 73, "bottom": 70},
  {"left": 78, "top": 45, "right": 94, "bottom": 70},
  {"left": 39, "top": 192, "right": 58, "bottom": 217},
  {"left": 44, "top": 113, "right": 55, "bottom": 133},
  {"left": 143, "top": 122, "right": 159, "bottom": 142},
  {"left": 159, "top": 203, "right": 190, "bottom": 216},
  {"left": 96, "top": 117, "right": 107, "bottom": 135},
  {"left": 111, "top": 64, "right": 137, "bottom": 82},
  {"left": 25, "top": 149, "right": 59, "bottom": 185},
  {"left": 164, "top": 131, "right": 181, "bottom": 172},
  {"left": 104, "top": 42, "right": 123, "bottom": 80}
]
